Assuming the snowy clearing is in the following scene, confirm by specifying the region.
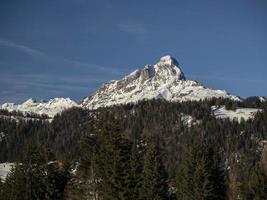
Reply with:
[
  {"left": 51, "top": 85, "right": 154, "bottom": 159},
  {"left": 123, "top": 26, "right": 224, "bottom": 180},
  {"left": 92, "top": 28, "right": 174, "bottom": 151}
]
[{"left": 211, "top": 106, "right": 261, "bottom": 121}]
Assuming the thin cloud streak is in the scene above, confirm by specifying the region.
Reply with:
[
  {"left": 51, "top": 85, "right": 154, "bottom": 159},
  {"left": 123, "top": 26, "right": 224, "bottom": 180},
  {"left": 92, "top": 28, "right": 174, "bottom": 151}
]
[
  {"left": 0, "top": 37, "right": 123, "bottom": 75},
  {"left": 0, "top": 37, "right": 49, "bottom": 58},
  {"left": 0, "top": 37, "right": 129, "bottom": 103},
  {"left": 0, "top": 74, "right": 104, "bottom": 90},
  {"left": 2, "top": 73, "right": 109, "bottom": 85}
]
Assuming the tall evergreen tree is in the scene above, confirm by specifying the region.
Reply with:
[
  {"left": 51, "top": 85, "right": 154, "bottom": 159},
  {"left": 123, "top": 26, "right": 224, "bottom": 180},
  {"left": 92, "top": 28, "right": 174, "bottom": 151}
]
[
  {"left": 2, "top": 163, "right": 27, "bottom": 200},
  {"left": 98, "top": 118, "right": 132, "bottom": 200},
  {"left": 139, "top": 141, "right": 169, "bottom": 200},
  {"left": 241, "top": 163, "right": 267, "bottom": 200},
  {"left": 1, "top": 143, "right": 46, "bottom": 200},
  {"left": 1, "top": 143, "right": 69, "bottom": 200},
  {"left": 80, "top": 116, "right": 132, "bottom": 200},
  {"left": 176, "top": 139, "right": 226, "bottom": 200},
  {"left": 126, "top": 142, "right": 142, "bottom": 200},
  {"left": 78, "top": 118, "right": 100, "bottom": 200}
]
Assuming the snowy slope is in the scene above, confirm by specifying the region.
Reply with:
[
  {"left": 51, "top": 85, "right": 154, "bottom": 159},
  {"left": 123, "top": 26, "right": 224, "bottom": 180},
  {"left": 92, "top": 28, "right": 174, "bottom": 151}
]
[
  {"left": 0, "top": 163, "right": 14, "bottom": 181},
  {"left": 0, "top": 98, "right": 78, "bottom": 118},
  {"left": 82, "top": 55, "right": 239, "bottom": 109},
  {"left": 211, "top": 106, "right": 261, "bottom": 121},
  {"left": 259, "top": 96, "right": 267, "bottom": 102}
]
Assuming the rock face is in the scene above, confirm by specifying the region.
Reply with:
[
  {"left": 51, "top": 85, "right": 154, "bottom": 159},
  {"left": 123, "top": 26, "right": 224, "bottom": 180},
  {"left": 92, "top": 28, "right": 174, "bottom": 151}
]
[
  {"left": 81, "top": 55, "right": 239, "bottom": 110},
  {"left": 0, "top": 98, "right": 78, "bottom": 118}
]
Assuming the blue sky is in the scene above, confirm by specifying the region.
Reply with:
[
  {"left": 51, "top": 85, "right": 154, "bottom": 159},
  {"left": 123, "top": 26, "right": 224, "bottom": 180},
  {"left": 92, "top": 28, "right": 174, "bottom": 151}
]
[{"left": 0, "top": 0, "right": 267, "bottom": 103}]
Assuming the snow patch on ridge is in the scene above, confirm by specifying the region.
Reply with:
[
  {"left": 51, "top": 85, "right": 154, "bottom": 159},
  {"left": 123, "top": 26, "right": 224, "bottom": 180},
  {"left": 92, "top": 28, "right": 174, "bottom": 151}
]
[{"left": 211, "top": 106, "right": 261, "bottom": 122}]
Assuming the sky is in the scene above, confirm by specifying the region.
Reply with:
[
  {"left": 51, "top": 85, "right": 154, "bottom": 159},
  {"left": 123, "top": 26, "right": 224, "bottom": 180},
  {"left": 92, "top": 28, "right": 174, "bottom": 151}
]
[{"left": 0, "top": 0, "right": 267, "bottom": 103}]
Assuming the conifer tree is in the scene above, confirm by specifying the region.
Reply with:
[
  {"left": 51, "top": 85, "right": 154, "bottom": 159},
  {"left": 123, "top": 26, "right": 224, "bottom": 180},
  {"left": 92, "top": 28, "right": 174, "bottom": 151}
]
[
  {"left": 126, "top": 142, "right": 142, "bottom": 200},
  {"left": 45, "top": 160, "right": 70, "bottom": 200},
  {"left": 79, "top": 134, "right": 100, "bottom": 199},
  {"left": 2, "top": 163, "right": 27, "bottom": 200},
  {"left": 139, "top": 141, "right": 169, "bottom": 200},
  {"left": 24, "top": 143, "right": 47, "bottom": 199},
  {"left": 1, "top": 143, "right": 46, "bottom": 200},
  {"left": 80, "top": 116, "right": 132, "bottom": 200},
  {"left": 99, "top": 118, "right": 132, "bottom": 200},
  {"left": 1, "top": 143, "right": 69, "bottom": 200},
  {"left": 242, "top": 163, "right": 267, "bottom": 200},
  {"left": 176, "top": 139, "right": 226, "bottom": 200},
  {"left": 176, "top": 144, "right": 197, "bottom": 200}
]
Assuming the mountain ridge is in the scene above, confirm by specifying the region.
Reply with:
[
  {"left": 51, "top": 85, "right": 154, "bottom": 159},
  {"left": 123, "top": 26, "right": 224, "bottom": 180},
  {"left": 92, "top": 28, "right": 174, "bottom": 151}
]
[
  {"left": 1, "top": 55, "right": 256, "bottom": 116},
  {"left": 81, "top": 55, "right": 239, "bottom": 109},
  {"left": 0, "top": 97, "right": 77, "bottom": 118}
]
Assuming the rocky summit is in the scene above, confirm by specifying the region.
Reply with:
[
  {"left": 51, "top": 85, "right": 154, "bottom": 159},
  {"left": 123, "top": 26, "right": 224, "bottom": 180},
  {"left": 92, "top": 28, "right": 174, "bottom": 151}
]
[{"left": 81, "top": 55, "right": 239, "bottom": 110}]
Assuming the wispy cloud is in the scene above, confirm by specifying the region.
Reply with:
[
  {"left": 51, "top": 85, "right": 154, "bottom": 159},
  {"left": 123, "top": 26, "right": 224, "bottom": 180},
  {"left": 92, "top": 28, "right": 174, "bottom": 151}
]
[
  {"left": 4, "top": 73, "right": 109, "bottom": 86},
  {"left": 0, "top": 37, "right": 50, "bottom": 58},
  {"left": 0, "top": 37, "right": 124, "bottom": 75},
  {"left": 0, "top": 74, "right": 102, "bottom": 103},
  {"left": 0, "top": 37, "right": 131, "bottom": 103},
  {"left": 118, "top": 21, "right": 148, "bottom": 34}
]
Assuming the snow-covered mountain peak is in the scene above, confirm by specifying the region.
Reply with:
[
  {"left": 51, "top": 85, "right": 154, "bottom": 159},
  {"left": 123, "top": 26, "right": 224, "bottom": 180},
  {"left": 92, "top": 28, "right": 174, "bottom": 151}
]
[
  {"left": 46, "top": 97, "right": 75, "bottom": 105},
  {"left": 0, "top": 98, "right": 78, "bottom": 118},
  {"left": 81, "top": 56, "right": 238, "bottom": 109},
  {"left": 136, "top": 55, "right": 185, "bottom": 83},
  {"left": 156, "top": 55, "right": 185, "bottom": 81},
  {"left": 22, "top": 98, "right": 37, "bottom": 106},
  {"left": 158, "top": 55, "right": 179, "bottom": 66}
]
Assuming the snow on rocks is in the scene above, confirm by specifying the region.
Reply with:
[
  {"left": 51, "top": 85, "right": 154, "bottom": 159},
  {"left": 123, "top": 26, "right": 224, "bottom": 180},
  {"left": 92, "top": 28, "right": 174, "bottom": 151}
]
[
  {"left": 82, "top": 55, "right": 239, "bottom": 110},
  {"left": 0, "top": 98, "right": 78, "bottom": 118},
  {"left": 0, "top": 132, "right": 5, "bottom": 142},
  {"left": 259, "top": 96, "right": 267, "bottom": 102},
  {"left": 0, "top": 163, "right": 14, "bottom": 181},
  {"left": 211, "top": 106, "right": 261, "bottom": 122},
  {"left": 180, "top": 113, "right": 200, "bottom": 127}
]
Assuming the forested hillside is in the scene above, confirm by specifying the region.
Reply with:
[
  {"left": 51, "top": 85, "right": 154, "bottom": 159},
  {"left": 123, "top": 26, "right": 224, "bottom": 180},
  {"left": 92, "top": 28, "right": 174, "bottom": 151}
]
[{"left": 0, "top": 98, "right": 267, "bottom": 199}]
